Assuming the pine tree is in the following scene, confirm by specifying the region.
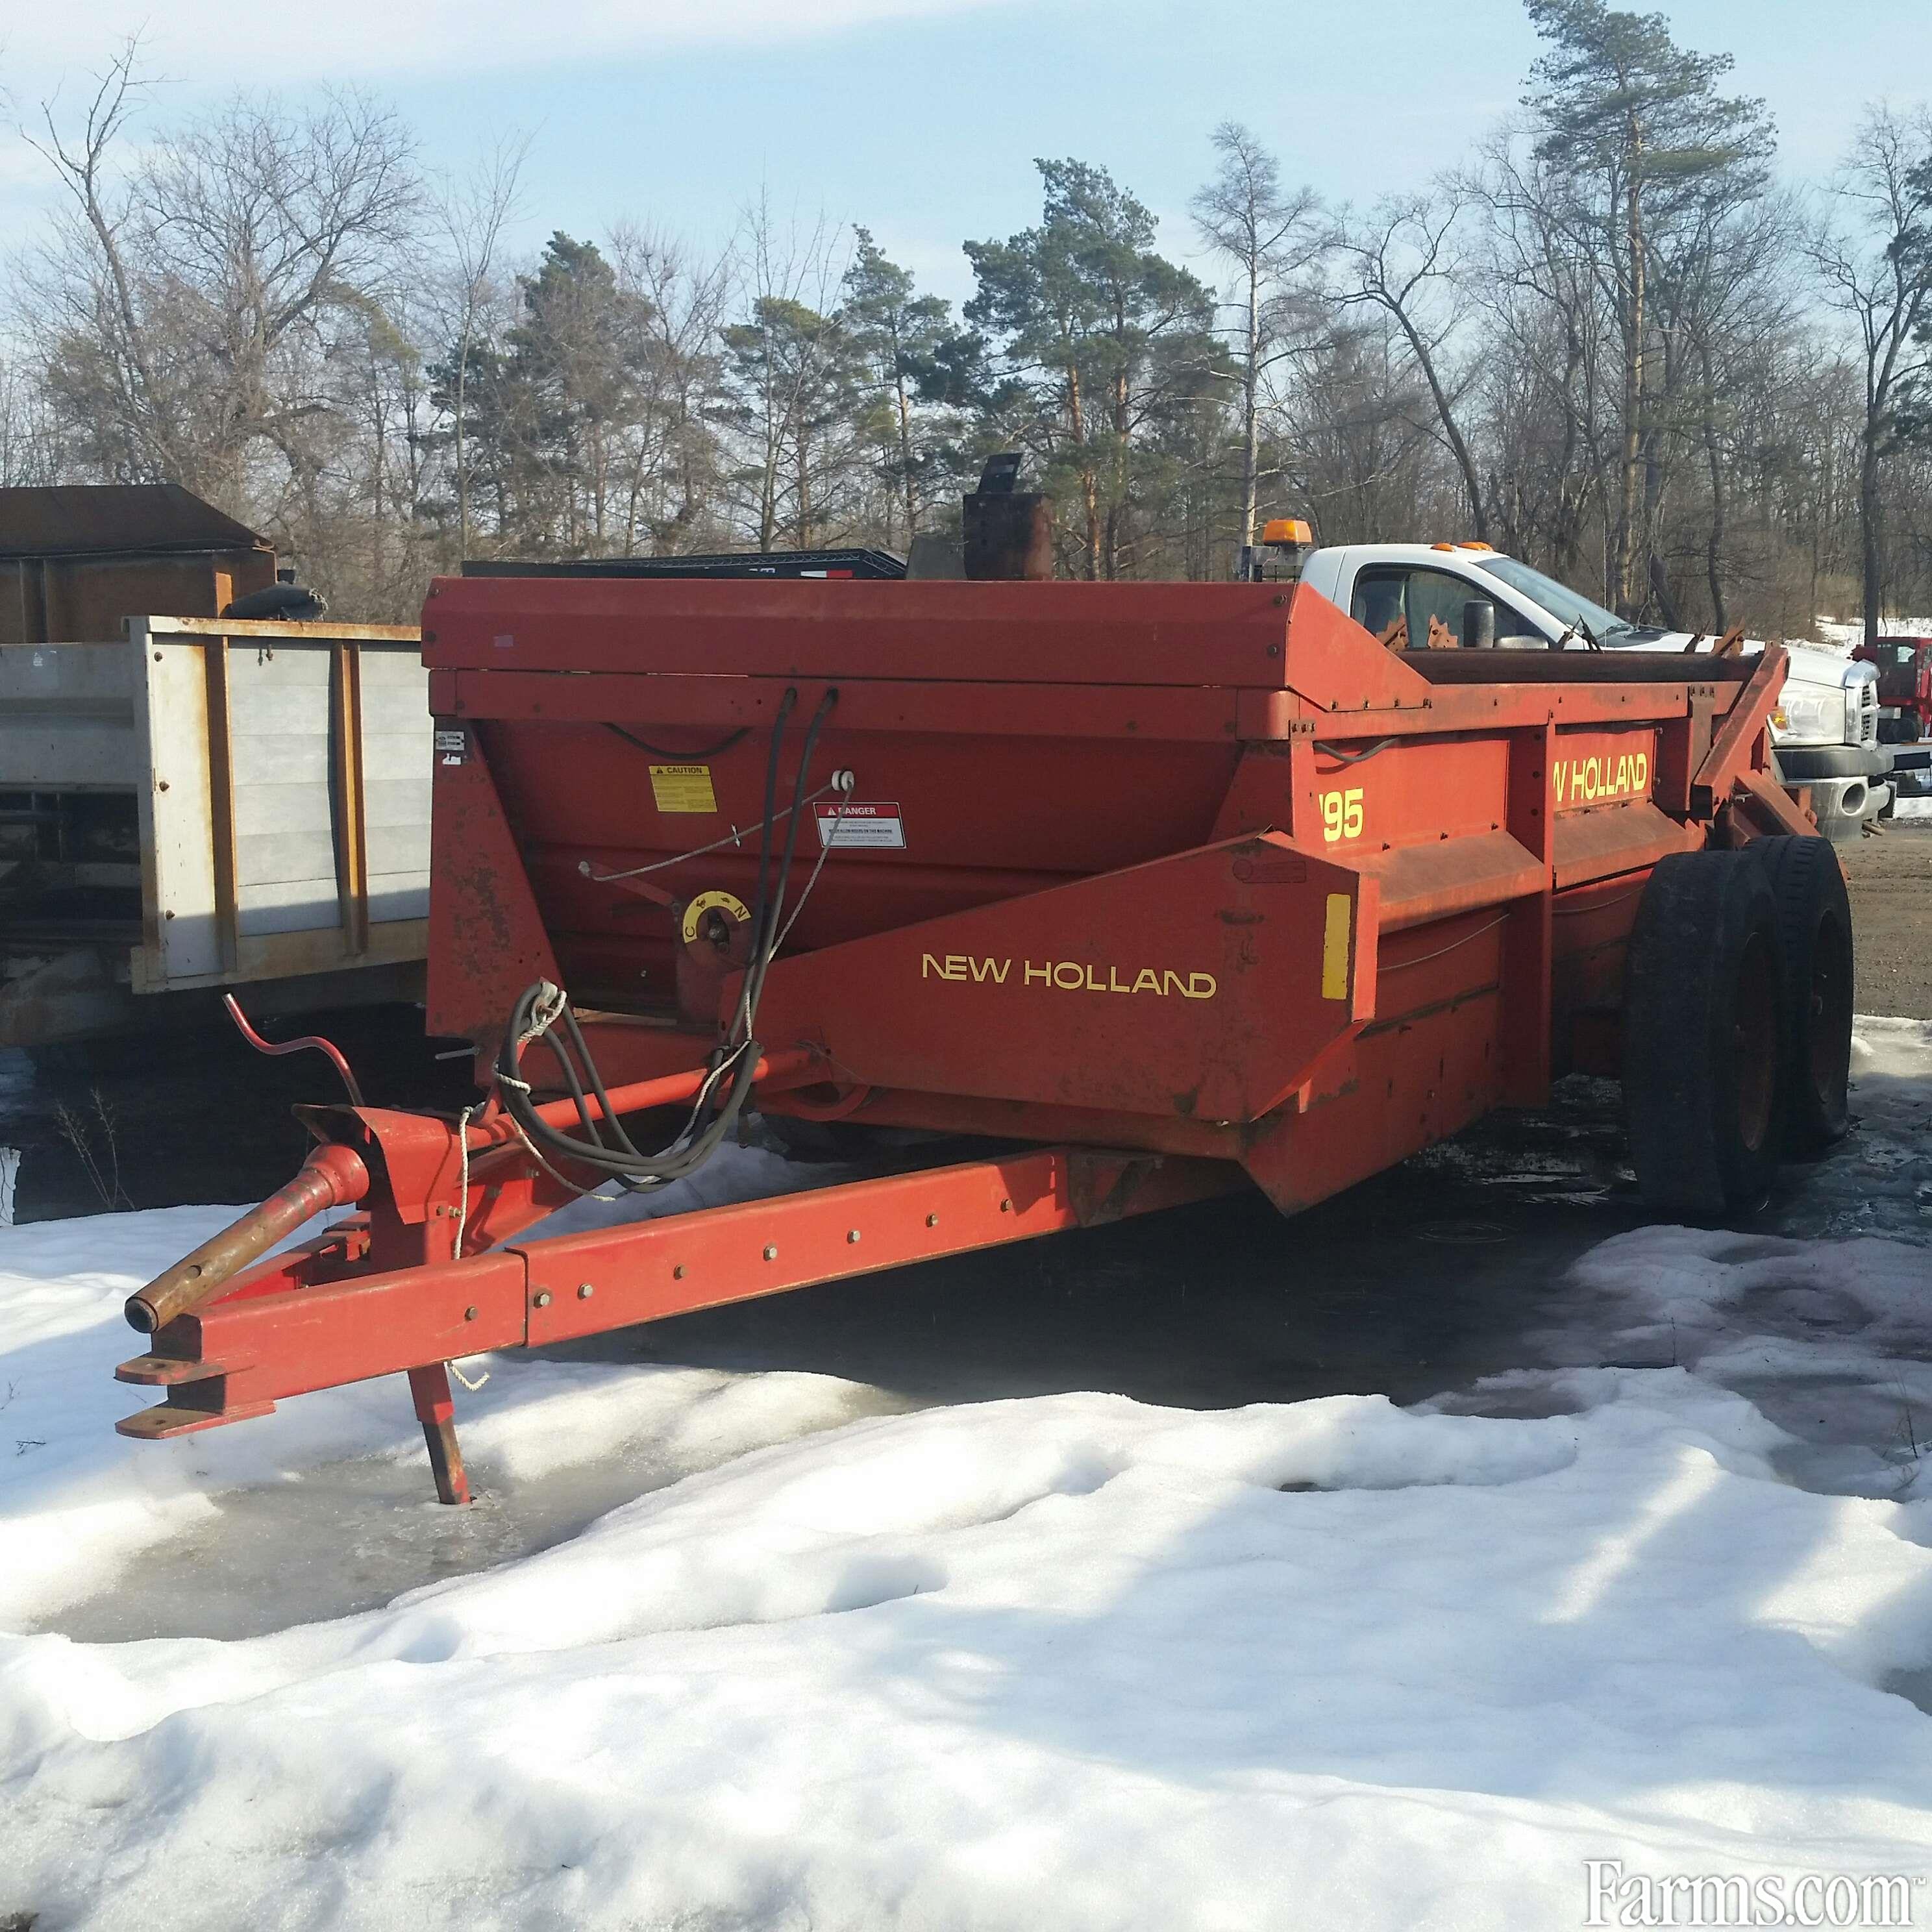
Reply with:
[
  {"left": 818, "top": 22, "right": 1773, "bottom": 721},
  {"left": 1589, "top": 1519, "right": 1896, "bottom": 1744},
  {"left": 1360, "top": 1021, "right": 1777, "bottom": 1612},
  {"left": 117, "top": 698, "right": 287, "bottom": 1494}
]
[
  {"left": 1523, "top": 0, "right": 1774, "bottom": 615},
  {"left": 719, "top": 297, "right": 862, "bottom": 550},
  {"left": 484, "top": 234, "right": 654, "bottom": 553},
  {"left": 840, "top": 230, "right": 961, "bottom": 548},
  {"left": 965, "top": 160, "right": 1216, "bottom": 578}
]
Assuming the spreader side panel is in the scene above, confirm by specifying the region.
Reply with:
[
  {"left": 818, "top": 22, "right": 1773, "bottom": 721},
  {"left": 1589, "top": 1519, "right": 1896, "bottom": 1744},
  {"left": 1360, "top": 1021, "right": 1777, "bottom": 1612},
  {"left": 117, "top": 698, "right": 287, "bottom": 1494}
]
[{"left": 748, "top": 833, "right": 1374, "bottom": 1124}]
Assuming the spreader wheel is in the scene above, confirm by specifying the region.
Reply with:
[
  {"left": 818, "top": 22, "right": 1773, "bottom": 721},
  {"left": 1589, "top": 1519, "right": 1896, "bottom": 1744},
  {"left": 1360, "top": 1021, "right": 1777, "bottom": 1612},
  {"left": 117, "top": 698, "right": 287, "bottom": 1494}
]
[
  {"left": 1750, "top": 835, "right": 1854, "bottom": 1154},
  {"left": 1623, "top": 851, "right": 1785, "bottom": 1220}
]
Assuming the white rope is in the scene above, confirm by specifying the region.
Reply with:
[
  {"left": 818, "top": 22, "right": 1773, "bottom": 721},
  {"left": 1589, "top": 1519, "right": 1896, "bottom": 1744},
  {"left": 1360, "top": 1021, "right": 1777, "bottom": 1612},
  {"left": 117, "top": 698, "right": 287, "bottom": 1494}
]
[
  {"left": 684, "top": 1038, "right": 756, "bottom": 1121},
  {"left": 581, "top": 784, "right": 837, "bottom": 882},
  {"left": 452, "top": 1104, "right": 476, "bottom": 1259},
  {"left": 507, "top": 1111, "right": 604, "bottom": 1198},
  {"left": 775, "top": 786, "right": 855, "bottom": 953},
  {"left": 445, "top": 1104, "right": 489, "bottom": 1393}
]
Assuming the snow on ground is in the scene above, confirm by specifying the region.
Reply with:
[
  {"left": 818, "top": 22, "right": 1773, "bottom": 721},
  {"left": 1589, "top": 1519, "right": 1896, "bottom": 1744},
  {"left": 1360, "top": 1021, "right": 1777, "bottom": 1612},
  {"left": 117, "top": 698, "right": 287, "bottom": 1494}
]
[
  {"left": 1813, "top": 614, "right": 1932, "bottom": 653},
  {"left": 3, "top": 1037, "right": 1932, "bottom": 1929},
  {"left": 1727, "top": 1016, "right": 1932, "bottom": 1248},
  {"left": 7, "top": 1376, "right": 1932, "bottom": 1929},
  {"left": 0, "top": 1152, "right": 883, "bottom": 1634},
  {"left": 1506, "top": 1020, "right": 1932, "bottom": 1505}
]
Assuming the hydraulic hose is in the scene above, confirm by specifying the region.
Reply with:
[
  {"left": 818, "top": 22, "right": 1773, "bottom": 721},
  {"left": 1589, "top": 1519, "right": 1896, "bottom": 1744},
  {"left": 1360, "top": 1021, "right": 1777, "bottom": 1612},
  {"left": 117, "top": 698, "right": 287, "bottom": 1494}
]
[
  {"left": 494, "top": 981, "right": 761, "bottom": 1187},
  {"left": 493, "top": 687, "right": 839, "bottom": 1189}
]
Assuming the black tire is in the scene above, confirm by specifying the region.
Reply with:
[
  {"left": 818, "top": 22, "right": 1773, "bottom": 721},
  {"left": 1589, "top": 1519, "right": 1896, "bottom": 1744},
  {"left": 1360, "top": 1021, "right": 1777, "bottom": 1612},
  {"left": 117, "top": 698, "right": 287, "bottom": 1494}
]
[
  {"left": 1751, "top": 836, "right": 1853, "bottom": 1154},
  {"left": 1623, "top": 851, "right": 1785, "bottom": 1220}
]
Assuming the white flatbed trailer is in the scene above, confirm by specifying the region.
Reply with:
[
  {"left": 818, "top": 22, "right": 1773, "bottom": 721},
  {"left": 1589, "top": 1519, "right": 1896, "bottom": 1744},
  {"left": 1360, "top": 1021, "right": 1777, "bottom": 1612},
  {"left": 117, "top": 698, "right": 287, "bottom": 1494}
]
[{"left": 1, "top": 615, "right": 431, "bottom": 1047}]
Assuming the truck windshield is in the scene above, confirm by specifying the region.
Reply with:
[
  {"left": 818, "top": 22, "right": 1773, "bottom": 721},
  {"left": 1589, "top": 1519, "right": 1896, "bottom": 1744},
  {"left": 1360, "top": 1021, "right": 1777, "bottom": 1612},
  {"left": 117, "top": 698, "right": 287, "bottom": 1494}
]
[{"left": 1475, "top": 558, "right": 1634, "bottom": 641}]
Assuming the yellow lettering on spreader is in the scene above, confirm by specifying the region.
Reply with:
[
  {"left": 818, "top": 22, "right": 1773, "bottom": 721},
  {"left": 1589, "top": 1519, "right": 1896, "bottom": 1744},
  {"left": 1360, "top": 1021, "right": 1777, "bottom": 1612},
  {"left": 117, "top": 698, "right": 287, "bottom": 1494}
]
[
  {"left": 1552, "top": 750, "right": 1650, "bottom": 808},
  {"left": 921, "top": 954, "right": 1217, "bottom": 999}
]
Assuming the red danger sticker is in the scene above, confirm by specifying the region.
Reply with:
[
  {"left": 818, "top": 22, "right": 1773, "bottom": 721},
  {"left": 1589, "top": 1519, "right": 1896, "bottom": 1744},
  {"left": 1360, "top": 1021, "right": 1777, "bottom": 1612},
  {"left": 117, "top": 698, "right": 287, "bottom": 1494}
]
[{"left": 815, "top": 800, "right": 906, "bottom": 849}]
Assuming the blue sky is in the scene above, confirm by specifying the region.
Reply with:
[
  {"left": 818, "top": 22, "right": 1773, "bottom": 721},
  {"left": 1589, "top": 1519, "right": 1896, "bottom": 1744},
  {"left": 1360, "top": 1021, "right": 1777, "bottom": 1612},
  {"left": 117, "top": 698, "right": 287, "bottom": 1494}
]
[{"left": 3, "top": 0, "right": 1927, "bottom": 303}]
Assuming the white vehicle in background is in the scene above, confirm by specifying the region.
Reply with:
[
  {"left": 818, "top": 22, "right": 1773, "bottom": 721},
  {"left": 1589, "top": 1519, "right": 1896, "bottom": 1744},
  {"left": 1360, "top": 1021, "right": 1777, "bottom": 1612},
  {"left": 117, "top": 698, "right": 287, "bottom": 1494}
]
[{"left": 1287, "top": 540, "right": 1889, "bottom": 840}]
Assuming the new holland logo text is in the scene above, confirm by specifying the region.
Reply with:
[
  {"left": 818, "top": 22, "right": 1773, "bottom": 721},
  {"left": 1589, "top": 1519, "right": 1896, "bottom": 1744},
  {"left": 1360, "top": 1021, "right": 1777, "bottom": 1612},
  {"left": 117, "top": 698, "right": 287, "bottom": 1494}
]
[
  {"left": 1554, "top": 750, "right": 1650, "bottom": 806},
  {"left": 921, "top": 955, "right": 1218, "bottom": 1000}
]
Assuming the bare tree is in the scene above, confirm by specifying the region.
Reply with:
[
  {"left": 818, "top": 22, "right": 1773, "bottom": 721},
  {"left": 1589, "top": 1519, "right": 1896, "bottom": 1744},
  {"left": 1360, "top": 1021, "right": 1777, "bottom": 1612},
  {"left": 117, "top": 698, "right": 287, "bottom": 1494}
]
[
  {"left": 719, "top": 192, "right": 856, "bottom": 550},
  {"left": 1655, "top": 189, "right": 1798, "bottom": 628},
  {"left": 1329, "top": 188, "right": 1488, "bottom": 539},
  {"left": 20, "top": 42, "right": 181, "bottom": 480},
  {"left": 610, "top": 225, "right": 733, "bottom": 551},
  {"left": 1811, "top": 103, "right": 1932, "bottom": 643},
  {"left": 1191, "top": 122, "right": 1322, "bottom": 547},
  {"left": 1268, "top": 314, "right": 1454, "bottom": 544},
  {"left": 1468, "top": 136, "right": 1613, "bottom": 584},
  {"left": 23, "top": 46, "right": 421, "bottom": 540},
  {"left": 0, "top": 350, "right": 59, "bottom": 485},
  {"left": 434, "top": 134, "right": 528, "bottom": 558}
]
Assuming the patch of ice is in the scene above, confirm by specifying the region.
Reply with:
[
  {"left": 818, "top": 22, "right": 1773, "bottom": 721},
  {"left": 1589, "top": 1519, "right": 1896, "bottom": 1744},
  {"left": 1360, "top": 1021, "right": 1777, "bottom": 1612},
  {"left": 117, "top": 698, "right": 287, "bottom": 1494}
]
[
  {"left": 1513, "top": 1019, "right": 1932, "bottom": 1496},
  {"left": 0, "top": 1183, "right": 881, "bottom": 1629},
  {"left": 1768, "top": 1018, "right": 1932, "bottom": 1246}
]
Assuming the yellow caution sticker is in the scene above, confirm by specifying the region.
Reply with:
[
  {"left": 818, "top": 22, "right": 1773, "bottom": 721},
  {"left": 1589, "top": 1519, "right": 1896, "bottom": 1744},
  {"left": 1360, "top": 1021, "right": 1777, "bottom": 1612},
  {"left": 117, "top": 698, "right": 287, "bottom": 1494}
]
[
  {"left": 649, "top": 764, "right": 717, "bottom": 814},
  {"left": 1321, "top": 893, "right": 1352, "bottom": 1001}
]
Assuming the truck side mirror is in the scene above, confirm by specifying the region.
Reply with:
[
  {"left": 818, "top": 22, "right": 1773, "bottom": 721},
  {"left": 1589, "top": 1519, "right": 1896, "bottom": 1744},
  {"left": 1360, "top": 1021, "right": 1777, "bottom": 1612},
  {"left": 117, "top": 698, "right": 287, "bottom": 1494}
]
[{"left": 1461, "top": 601, "right": 1496, "bottom": 650}]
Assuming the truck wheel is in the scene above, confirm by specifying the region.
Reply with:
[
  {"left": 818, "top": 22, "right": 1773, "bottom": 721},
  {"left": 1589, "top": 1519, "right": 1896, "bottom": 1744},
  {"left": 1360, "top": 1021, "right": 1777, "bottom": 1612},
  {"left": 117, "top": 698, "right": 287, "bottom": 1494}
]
[
  {"left": 1751, "top": 836, "right": 1853, "bottom": 1154},
  {"left": 1623, "top": 852, "right": 1785, "bottom": 1220}
]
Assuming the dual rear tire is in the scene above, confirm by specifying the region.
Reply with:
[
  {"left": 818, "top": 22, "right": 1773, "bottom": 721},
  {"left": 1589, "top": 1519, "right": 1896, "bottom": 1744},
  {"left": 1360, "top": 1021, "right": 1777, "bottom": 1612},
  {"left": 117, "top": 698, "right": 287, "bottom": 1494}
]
[{"left": 1622, "top": 839, "right": 1852, "bottom": 1220}]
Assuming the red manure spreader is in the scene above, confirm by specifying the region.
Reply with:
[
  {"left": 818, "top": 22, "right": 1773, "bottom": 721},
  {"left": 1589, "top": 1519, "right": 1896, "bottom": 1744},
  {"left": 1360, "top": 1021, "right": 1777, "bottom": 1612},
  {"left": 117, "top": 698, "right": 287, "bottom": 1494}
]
[{"left": 114, "top": 567, "right": 1853, "bottom": 1501}]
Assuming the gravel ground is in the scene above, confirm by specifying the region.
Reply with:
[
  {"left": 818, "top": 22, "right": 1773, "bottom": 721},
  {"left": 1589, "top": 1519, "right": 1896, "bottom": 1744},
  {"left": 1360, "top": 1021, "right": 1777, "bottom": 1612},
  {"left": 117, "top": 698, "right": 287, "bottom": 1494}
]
[{"left": 1844, "top": 819, "right": 1932, "bottom": 1018}]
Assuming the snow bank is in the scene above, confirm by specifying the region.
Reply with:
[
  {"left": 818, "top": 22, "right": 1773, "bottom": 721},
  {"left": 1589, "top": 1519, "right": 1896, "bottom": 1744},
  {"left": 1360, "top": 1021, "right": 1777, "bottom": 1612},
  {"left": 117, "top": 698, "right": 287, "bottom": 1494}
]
[
  {"left": 1813, "top": 614, "right": 1932, "bottom": 653},
  {"left": 5, "top": 1047, "right": 1932, "bottom": 1928},
  {"left": 0, "top": 1147, "right": 884, "bottom": 1630},
  {"left": 6, "top": 1374, "right": 1932, "bottom": 1929},
  {"left": 1512, "top": 1019, "right": 1932, "bottom": 1496}
]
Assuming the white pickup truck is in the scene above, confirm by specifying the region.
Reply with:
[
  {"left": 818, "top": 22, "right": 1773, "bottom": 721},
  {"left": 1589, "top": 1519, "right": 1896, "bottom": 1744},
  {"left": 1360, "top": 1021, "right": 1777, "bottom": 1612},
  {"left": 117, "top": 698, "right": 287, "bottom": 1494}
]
[{"left": 1294, "top": 542, "right": 1889, "bottom": 839}]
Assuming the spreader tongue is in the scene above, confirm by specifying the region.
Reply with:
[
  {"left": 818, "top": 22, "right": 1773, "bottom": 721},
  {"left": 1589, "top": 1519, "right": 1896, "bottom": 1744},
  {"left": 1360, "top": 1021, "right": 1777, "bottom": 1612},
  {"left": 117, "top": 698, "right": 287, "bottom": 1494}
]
[{"left": 123, "top": 1143, "right": 371, "bottom": 1335}]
